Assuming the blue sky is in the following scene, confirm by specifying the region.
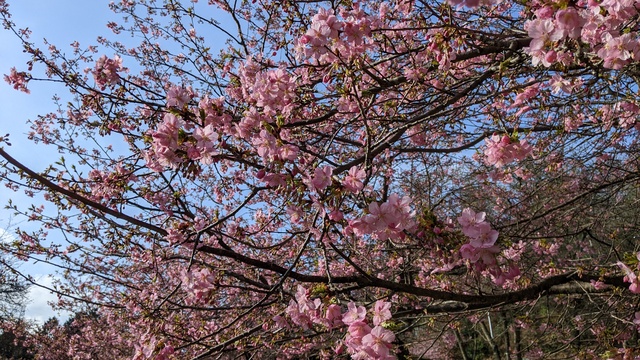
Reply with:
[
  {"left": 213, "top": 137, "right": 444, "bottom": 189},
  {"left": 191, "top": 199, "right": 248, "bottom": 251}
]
[
  {"left": 0, "top": 0, "right": 117, "bottom": 324},
  {"left": 1, "top": 0, "right": 118, "bottom": 166},
  {"left": 1, "top": 0, "right": 236, "bottom": 325}
]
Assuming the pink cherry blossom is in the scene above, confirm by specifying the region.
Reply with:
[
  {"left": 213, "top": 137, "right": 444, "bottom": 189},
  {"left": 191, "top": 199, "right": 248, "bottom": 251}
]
[
  {"left": 617, "top": 261, "right": 640, "bottom": 294},
  {"left": 7, "top": 0, "right": 640, "bottom": 358},
  {"left": 342, "top": 302, "right": 367, "bottom": 325},
  {"left": 166, "top": 85, "right": 194, "bottom": 108},
  {"left": 361, "top": 326, "right": 396, "bottom": 358},
  {"left": 343, "top": 166, "right": 366, "bottom": 193},
  {"left": 4, "top": 67, "right": 30, "bottom": 93},
  {"left": 372, "top": 300, "right": 392, "bottom": 326},
  {"left": 310, "top": 165, "right": 334, "bottom": 191},
  {"left": 324, "top": 304, "right": 343, "bottom": 329},
  {"left": 554, "top": 8, "right": 584, "bottom": 39},
  {"left": 457, "top": 208, "right": 486, "bottom": 228},
  {"left": 447, "top": 0, "right": 500, "bottom": 8},
  {"left": 193, "top": 124, "right": 218, "bottom": 163},
  {"left": 484, "top": 134, "right": 533, "bottom": 168},
  {"left": 93, "top": 55, "right": 124, "bottom": 90}
]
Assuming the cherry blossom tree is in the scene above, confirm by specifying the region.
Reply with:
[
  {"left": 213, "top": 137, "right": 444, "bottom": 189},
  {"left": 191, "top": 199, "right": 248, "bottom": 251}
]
[{"left": 2, "top": 0, "right": 640, "bottom": 358}]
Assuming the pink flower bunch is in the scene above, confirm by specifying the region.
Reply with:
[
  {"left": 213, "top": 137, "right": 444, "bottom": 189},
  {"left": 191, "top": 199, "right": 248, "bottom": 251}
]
[
  {"left": 309, "top": 165, "right": 334, "bottom": 191},
  {"left": 341, "top": 7, "right": 372, "bottom": 48},
  {"left": 596, "top": 33, "right": 640, "bottom": 70},
  {"left": 510, "top": 84, "right": 540, "bottom": 109},
  {"left": 250, "top": 68, "right": 297, "bottom": 116},
  {"left": 231, "top": 57, "right": 261, "bottom": 103},
  {"left": 4, "top": 67, "right": 30, "bottom": 93},
  {"left": 285, "top": 286, "right": 344, "bottom": 331},
  {"left": 526, "top": 18, "right": 561, "bottom": 53},
  {"left": 190, "top": 124, "right": 218, "bottom": 164},
  {"left": 600, "top": 0, "right": 639, "bottom": 22},
  {"left": 617, "top": 253, "right": 640, "bottom": 294},
  {"left": 549, "top": 74, "right": 581, "bottom": 95},
  {"left": 234, "top": 106, "right": 265, "bottom": 139},
  {"left": 372, "top": 300, "right": 392, "bottom": 326},
  {"left": 343, "top": 301, "right": 395, "bottom": 360},
  {"left": 554, "top": 8, "right": 583, "bottom": 39},
  {"left": 92, "top": 55, "right": 124, "bottom": 90},
  {"left": 198, "top": 95, "right": 232, "bottom": 130},
  {"left": 257, "top": 171, "right": 287, "bottom": 188},
  {"left": 283, "top": 289, "right": 397, "bottom": 358},
  {"left": 181, "top": 267, "right": 216, "bottom": 303},
  {"left": 522, "top": 2, "right": 640, "bottom": 70},
  {"left": 298, "top": 8, "right": 342, "bottom": 61},
  {"left": 166, "top": 85, "right": 195, "bottom": 108},
  {"left": 345, "top": 194, "right": 416, "bottom": 241},
  {"left": 251, "top": 129, "right": 299, "bottom": 164},
  {"left": 447, "top": 0, "right": 500, "bottom": 9},
  {"left": 342, "top": 166, "right": 366, "bottom": 193},
  {"left": 87, "top": 164, "right": 137, "bottom": 203},
  {"left": 133, "top": 332, "right": 174, "bottom": 360},
  {"left": 285, "top": 286, "right": 324, "bottom": 330},
  {"left": 147, "top": 113, "right": 185, "bottom": 169},
  {"left": 458, "top": 208, "right": 520, "bottom": 285},
  {"left": 297, "top": 7, "right": 373, "bottom": 61},
  {"left": 600, "top": 101, "right": 640, "bottom": 129},
  {"left": 458, "top": 208, "right": 500, "bottom": 265},
  {"left": 484, "top": 134, "right": 533, "bottom": 168},
  {"left": 164, "top": 227, "right": 186, "bottom": 246},
  {"left": 308, "top": 7, "right": 341, "bottom": 41},
  {"left": 146, "top": 110, "right": 222, "bottom": 170},
  {"left": 523, "top": 9, "right": 583, "bottom": 67}
]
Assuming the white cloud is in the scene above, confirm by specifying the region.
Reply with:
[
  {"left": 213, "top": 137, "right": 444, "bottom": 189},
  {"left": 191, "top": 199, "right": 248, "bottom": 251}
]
[
  {"left": 24, "top": 275, "right": 71, "bottom": 325},
  {"left": 0, "top": 228, "right": 17, "bottom": 243},
  {"left": 0, "top": 228, "right": 71, "bottom": 322}
]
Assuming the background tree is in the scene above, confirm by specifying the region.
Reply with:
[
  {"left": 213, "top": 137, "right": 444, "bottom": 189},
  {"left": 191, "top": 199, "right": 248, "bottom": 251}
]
[
  {"left": 0, "top": 320, "right": 33, "bottom": 360},
  {"left": 0, "top": 228, "right": 32, "bottom": 360},
  {"left": 1, "top": 0, "right": 640, "bottom": 358},
  {"left": 0, "top": 258, "right": 28, "bottom": 323}
]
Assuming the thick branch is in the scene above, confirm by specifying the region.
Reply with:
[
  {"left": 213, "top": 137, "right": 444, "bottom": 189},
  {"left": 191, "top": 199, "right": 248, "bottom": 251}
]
[
  {"left": 0, "top": 147, "right": 167, "bottom": 236},
  {"left": 197, "top": 244, "right": 627, "bottom": 310}
]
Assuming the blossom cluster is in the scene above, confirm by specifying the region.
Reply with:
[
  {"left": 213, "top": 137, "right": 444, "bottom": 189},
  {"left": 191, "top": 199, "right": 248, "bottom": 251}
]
[
  {"left": 297, "top": 7, "right": 373, "bottom": 62},
  {"left": 180, "top": 267, "right": 216, "bottom": 304},
  {"left": 252, "top": 129, "right": 299, "bottom": 165},
  {"left": 524, "top": 3, "right": 640, "bottom": 69},
  {"left": 87, "top": 164, "right": 137, "bottom": 203},
  {"left": 342, "top": 166, "right": 366, "bottom": 193},
  {"left": 133, "top": 332, "right": 174, "bottom": 360},
  {"left": 458, "top": 208, "right": 519, "bottom": 285},
  {"left": 617, "top": 253, "right": 640, "bottom": 294},
  {"left": 284, "top": 286, "right": 395, "bottom": 359},
  {"left": 145, "top": 113, "right": 185, "bottom": 170},
  {"left": 235, "top": 59, "right": 298, "bottom": 119},
  {"left": 145, "top": 87, "right": 230, "bottom": 170},
  {"left": 345, "top": 194, "right": 416, "bottom": 241},
  {"left": 92, "top": 55, "right": 124, "bottom": 90},
  {"left": 307, "top": 165, "right": 334, "bottom": 192},
  {"left": 447, "top": 0, "right": 500, "bottom": 9},
  {"left": 166, "top": 85, "right": 195, "bottom": 108},
  {"left": 251, "top": 68, "right": 297, "bottom": 116},
  {"left": 484, "top": 134, "right": 533, "bottom": 168},
  {"left": 599, "top": 101, "right": 640, "bottom": 130},
  {"left": 458, "top": 208, "right": 500, "bottom": 265},
  {"left": 145, "top": 114, "right": 218, "bottom": 171},
  {"left": 3, "top": 67, "right": 30, "bottom": 93}
]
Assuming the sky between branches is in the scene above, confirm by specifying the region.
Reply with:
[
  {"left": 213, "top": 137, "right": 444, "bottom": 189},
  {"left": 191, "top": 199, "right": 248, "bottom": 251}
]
[{"left": 0, "top": 0, "right": 118, "bottom": 324}]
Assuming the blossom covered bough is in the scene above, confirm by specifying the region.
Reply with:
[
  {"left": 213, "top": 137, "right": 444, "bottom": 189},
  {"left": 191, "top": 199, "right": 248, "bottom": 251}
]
[{"left": 1, "top": 0, "right": 640, "bottom": 358}]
